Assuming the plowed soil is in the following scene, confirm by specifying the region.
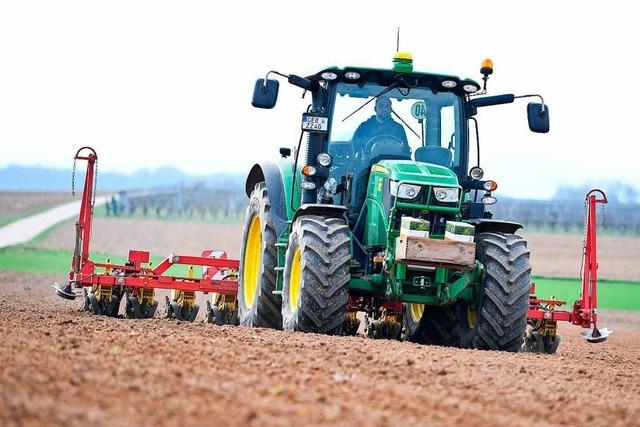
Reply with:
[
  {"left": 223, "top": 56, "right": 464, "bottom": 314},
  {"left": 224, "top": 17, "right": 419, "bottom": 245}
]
[
  {"left": 37, "top": 217, "right": 244, "bottom": 259},
  {"left": 0, "top": 192, "right": 74, "bottom": 222},
  {"left": 1, "top": 270, "right": 639, "bottom": 427}
]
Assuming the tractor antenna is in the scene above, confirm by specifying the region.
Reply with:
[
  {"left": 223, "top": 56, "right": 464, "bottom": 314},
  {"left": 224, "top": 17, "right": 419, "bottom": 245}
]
[{"left": 396, "top": 27, "right": 400, "bottom": 51}]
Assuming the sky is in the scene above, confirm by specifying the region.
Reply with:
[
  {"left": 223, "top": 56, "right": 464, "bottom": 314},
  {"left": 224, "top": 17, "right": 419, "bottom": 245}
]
[{"left": 1, "top": 1, "right": 638, "bottom": 199}]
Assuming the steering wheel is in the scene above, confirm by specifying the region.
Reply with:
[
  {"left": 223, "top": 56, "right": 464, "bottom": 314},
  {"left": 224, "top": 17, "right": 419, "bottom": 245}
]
[{"left": 358, "top": 135, "right": 412, "bottom": 163}]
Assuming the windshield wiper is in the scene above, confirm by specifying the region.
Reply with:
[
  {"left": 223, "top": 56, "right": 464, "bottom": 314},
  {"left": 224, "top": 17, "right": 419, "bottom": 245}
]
[
  {"left": 391, "top": 109, "right": 420, "bottom": 139},
  {"left": 341, "top": 82, "right": 400, "bottom": 122}
]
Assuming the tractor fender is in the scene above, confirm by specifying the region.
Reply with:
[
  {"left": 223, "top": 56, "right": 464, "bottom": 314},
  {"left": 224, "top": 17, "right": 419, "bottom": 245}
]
[
  {"left": 466, "top": 219, "right": 523, "bottom": 234},
  {"left": 292, "top": 204, "right": 348, "bottom": 224},
  {"left": 245, "top": 162, "right": 288, "bottom": 237}
]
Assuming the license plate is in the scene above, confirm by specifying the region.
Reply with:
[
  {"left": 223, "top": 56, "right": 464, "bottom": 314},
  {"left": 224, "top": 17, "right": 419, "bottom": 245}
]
[{"left": 301, "top": 114, "right": 328, "bottom": 133}]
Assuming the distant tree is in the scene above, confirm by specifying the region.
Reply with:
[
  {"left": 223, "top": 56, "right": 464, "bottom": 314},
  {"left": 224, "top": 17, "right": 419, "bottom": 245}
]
[{"left": 554, "top": 181, "right": 639, "bottom": 204}]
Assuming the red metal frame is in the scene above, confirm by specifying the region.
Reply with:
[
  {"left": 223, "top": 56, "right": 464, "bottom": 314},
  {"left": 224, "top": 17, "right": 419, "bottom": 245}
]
[
  {"left": 527, "top": 189, "right": 607, "bottom": 330},
  {"left": 67, "top": 147, "right": 239, "bottom": 296}
]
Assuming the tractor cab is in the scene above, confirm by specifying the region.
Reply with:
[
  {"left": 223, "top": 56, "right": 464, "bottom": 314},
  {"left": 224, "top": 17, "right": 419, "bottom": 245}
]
[
  {"left": 320, "top": 67, "right": 470, "bottom": 226},
  {"left": 251, "top": 53, "right": 549, "bottom": 235}
]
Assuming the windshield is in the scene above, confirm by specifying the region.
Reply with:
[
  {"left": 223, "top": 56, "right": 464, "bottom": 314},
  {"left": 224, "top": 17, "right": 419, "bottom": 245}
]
[{"left": 328, "top": 82, "right": 464, "bottom": 178}]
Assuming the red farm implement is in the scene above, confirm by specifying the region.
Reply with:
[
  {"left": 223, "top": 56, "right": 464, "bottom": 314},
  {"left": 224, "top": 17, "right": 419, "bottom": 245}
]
[
  {"left": 52, "top": 147, "right": 240, "bottom": 325},
  {"left": 53, "top": 147, "right": 610, "bottom": 352},
  {"left": 524, "top": 189, "right": 612, "bottom": 352}
]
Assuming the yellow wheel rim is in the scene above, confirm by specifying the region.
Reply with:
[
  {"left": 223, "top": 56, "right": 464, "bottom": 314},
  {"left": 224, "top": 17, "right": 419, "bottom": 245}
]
[
  {"left": 408, "top": 303, "right": 424, "bottom": 322},
  {"left": 467, "top": 306, "right": 478, "bottom": 329},
  {"left": 243, "top": 215, "right": 261, "bottom": 308},
  {"left": 289, "top": 247, "right": 302, "bottom": 312}
]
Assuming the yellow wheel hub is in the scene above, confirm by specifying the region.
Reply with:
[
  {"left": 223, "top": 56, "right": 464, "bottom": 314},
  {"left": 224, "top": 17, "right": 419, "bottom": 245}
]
[
  {"left": 288, "top": 247, "right": 302, "bottom": 312},
  {"left": 243, "top": 215, "right": 261, "bottom": 308},
  {"left": 467, "top": 306, "right": 478, "bottom": 329},
  {"left": 408, "top": 303, "right": 424, "bottom": 322}
]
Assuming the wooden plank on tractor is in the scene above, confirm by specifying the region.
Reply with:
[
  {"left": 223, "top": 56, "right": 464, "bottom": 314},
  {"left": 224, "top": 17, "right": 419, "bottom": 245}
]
[{"left": 394, "top": 236, "right": 476, "bottom": 271}]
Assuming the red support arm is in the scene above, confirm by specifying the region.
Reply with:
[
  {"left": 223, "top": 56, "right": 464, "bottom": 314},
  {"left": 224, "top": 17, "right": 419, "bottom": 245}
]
[{"left": 70, "top": 147, "right": 97, "bottom": 279}]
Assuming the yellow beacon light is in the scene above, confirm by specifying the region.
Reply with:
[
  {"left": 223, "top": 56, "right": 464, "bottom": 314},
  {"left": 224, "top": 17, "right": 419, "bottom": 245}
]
[
  {"left": 481, "top": 58, "right": 494, "bottom": 76},
  {"left": 480, "top": 58, "right": 494, "bottom": 92}
]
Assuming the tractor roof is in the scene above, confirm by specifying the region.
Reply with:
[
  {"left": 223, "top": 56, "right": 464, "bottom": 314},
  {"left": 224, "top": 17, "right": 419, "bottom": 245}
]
[{"left": 310, "top": 54, "right": 480, "bottom": 97}]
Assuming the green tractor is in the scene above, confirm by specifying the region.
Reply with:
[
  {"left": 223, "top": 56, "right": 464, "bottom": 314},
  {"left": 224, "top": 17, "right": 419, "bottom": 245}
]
[{"left": 239, "top": 53, "right": 550, "bottom": 352}]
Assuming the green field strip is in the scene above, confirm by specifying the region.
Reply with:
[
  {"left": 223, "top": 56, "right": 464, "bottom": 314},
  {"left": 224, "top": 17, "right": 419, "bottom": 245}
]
[
  {"left": 0, "top": 245, "right": 199, "bottom": 278},
  {"left": 532, "top": 276, "right": 640, "bottom": 311}
]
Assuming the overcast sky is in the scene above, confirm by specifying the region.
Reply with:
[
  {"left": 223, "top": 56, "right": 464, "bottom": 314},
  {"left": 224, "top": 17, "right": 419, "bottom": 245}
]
[{"left": 1, "top": 1, "right": 638, "bottom": 199}]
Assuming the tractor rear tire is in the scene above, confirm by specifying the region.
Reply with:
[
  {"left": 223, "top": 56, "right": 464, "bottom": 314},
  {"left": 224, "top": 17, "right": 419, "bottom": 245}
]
[
  {"left": 409, "top": 304, "right": 461, "bottom": 346},
  {"left": 237, "top": 182, "right": 282, "bottom": 329},
  {"left": 471, "top": 232, "right": 531, "bottom": 352},
  {"left": 282, "top": 216, "right": 351, "bottom": 335}
]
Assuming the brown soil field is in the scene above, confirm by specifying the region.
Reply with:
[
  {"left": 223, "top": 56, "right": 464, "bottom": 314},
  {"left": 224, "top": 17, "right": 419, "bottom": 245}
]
[
  {"left": 521, "top": 231, "right": 640, "bottom": 281},
  {"left": 0, "top": 191, "right": 74, "bottom": 218},
  {"left": 37, "top": 217, "right": 640, "bottom": 280},
  {"left": 1, "top": 270, "right": 639, "bottom": 427},
  {"left": 37, "top": 217, "right": 244, "bottom": 259}
]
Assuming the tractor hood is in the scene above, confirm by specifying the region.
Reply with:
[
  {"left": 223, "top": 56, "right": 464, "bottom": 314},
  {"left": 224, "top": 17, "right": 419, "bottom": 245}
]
[{"left": 376, "top": 160, "right": 459, "bottom": 187}]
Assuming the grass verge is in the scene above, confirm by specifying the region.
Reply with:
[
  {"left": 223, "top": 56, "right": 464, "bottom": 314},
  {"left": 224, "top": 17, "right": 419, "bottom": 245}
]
[
  {"left": 0, "top": 246, "right": 198, "bottom": 277},
  {"left": 532, "top": 276, "right": 640, "bottom": 311}
]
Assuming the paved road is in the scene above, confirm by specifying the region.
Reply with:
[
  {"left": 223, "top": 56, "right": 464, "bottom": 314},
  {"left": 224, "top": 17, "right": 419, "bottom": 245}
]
[{"left": 0, "top": 197, "right": 107, "bottom": 249}]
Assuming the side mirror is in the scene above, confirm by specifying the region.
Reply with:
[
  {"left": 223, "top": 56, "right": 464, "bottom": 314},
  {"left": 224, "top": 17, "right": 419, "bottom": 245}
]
[
  {"left": 527, "top": 103, "right": 550, "bottom": 133},
  {"left": 252, "top": 79, "right": 279, "bottom": 109},
  {"left": 279, "top": 147, "right": 291, "bottom": 158}
]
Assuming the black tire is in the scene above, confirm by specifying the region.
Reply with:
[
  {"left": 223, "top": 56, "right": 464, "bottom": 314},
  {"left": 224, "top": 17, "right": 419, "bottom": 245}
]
[
  {"left": 471, "top": 232, "right": 531, "bottom": 352},
  {"left": 125, "top": 296, "right": 142, "bottom": 318},
  {"left": 87, "top": 290, "right": 121, "bottom": 317},
  {"left": 409, "top": 304, "right": 461, "bottom": 346},
  {"left": 524, "top": 331, "right": 561, "bottom": 354},
  {"left": 402, "top": 303, "right": 424, "bottom": 341},
  {"left": 237, "top": 182, "right": 282, "bottom": 329},
  {"left": 187, "top": 304, "right": 199, "bottom": 322},
  {"left": 282, "top": 216, "right": 351, "bottom": 335},
  {"left": 88, "top": 292, "right": 100, "bottom": 315},
  {"left": 170, "top": 302, "right": 183, "bottom": 321}
]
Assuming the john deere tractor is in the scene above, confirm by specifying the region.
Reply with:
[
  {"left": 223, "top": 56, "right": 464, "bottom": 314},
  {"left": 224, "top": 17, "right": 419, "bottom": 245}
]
[{"left": 239, "top": 53, "right": 550, "bottom": 352}]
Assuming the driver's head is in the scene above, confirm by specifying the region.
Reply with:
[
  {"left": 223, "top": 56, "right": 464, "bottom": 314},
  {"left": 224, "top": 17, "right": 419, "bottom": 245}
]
[{"left": 374, "top": 96, "right": 392, "bottom": 122}]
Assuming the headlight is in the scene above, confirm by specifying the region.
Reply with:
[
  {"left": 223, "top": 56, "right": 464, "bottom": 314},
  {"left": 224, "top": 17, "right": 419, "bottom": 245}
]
[
  {"left": 317, "top": 153, "right": 332, "bottom": 167},
  {"left": 481, "top": 195, "right": 497, "bottom": 205},
  {"left": 389, "top": 181, "right": 421, "bottom": 200},
  {"left": 469, "top": 166, "right": 484, "bottom": 180},
  {"left": 433, "top": 187, "right": 459, "bottom": 203},
  {"left": 300, "top": 181, "right": 316, "bottom": 190}
]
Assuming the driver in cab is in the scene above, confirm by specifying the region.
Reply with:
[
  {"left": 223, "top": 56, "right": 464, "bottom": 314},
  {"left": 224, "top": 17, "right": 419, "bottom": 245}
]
[{"left": 351, "top": 96, "right": 408, "bottom": 158}]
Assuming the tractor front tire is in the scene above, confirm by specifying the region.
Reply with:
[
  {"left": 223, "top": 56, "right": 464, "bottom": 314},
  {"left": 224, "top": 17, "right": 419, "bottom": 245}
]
[
  {"left": 237, "top": 182, "right": 282, "bottom": 329},
  {"left": 282, "top": 216, "right": 351, "bottom": 335},
  {"left": 471, "top": 232, "right": 531, "bottom": 352}
]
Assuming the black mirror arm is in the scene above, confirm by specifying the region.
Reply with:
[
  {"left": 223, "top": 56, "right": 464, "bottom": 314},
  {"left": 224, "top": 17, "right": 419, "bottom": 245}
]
[
  {"left": 262, "top": 70, "right": 289, "bottom": 86},
  {"left": 262, "top": 70, "right": 320, "bottom": 94},
  {"left": 514, "top": 94, "right": 546, "bottom": 112}
]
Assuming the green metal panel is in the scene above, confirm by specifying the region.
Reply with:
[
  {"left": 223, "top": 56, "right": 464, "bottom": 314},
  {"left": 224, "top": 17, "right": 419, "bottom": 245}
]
[
  {"left": 275, "top": 158, "right": 299, "bottom": 221},
  {"left": 378, "top": 160, "right": 459, "bottom": 186}
]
